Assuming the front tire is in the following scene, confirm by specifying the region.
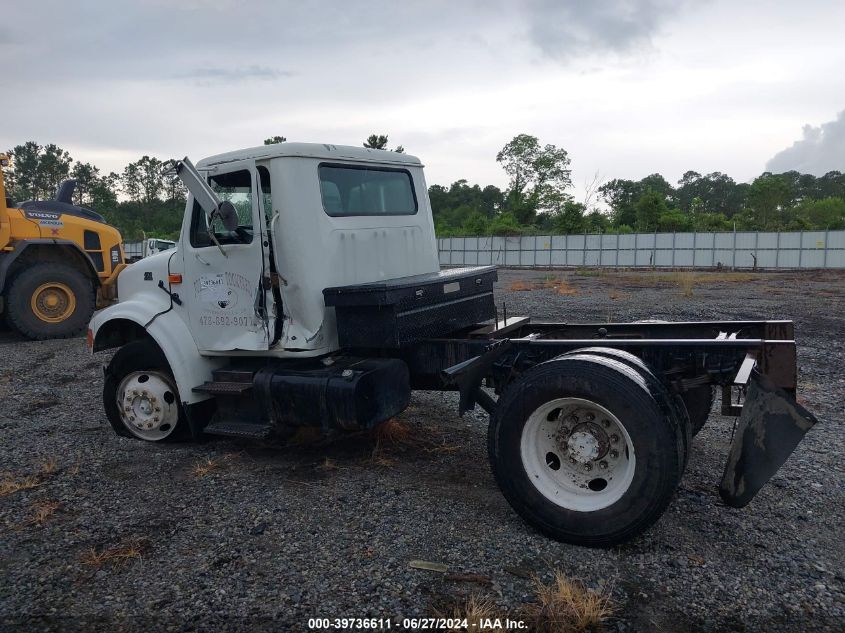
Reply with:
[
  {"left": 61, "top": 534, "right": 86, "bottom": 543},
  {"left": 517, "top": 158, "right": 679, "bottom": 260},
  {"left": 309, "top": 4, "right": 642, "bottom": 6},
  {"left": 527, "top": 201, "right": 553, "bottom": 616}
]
[
  {"left": 488, "top": 354, "right": 684, "bottom": 547},
  {"left": 103, "top": 339, "right": 187, "bottom": 442},
  {"left": 6, "top": 262, "right": 95, "bottom": 339}
]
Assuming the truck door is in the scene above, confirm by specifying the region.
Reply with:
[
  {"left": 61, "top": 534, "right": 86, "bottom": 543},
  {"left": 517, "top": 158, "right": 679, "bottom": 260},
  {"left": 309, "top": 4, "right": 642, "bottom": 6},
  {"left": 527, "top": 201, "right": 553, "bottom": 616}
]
[{"left": 178, "top": 158, "right": 276, "bottom": 351}]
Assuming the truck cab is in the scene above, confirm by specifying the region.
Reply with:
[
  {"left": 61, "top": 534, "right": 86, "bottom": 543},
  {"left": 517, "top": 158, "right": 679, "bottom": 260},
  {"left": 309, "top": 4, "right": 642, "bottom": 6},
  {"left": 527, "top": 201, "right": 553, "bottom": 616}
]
[{"left": 101, "top": 143, "right": 440, "bottom": 357}]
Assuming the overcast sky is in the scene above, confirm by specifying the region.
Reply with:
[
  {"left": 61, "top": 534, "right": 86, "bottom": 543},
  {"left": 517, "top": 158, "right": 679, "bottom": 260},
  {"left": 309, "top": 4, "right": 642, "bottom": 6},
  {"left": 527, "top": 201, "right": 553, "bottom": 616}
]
[{"left": 4, "top": 0, "right": 845, "bottom": 196}]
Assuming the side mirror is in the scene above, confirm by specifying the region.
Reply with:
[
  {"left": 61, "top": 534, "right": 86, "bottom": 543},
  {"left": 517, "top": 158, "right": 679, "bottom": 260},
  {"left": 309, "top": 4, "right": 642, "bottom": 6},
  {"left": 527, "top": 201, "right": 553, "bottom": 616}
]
[{"left": 217, "top": 200, "right": 239, "bottom": 232}]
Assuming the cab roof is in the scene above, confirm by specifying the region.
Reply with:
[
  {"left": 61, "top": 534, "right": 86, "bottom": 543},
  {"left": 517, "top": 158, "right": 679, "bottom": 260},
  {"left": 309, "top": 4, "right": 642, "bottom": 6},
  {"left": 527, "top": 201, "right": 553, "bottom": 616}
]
[{"left": 196, "top": 142, "right": 422, "bottom": 169}]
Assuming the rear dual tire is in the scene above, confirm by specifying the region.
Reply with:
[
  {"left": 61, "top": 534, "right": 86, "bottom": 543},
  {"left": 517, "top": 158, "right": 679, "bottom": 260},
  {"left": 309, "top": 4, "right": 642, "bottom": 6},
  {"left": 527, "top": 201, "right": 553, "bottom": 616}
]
[{"left": 488, "top": 353, "right": 686, "bottom": 547}]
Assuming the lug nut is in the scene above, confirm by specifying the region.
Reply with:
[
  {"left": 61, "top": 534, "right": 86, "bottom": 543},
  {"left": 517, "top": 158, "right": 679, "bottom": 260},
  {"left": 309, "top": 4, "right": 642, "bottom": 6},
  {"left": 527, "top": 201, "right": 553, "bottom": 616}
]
[
  {"left": 584, "top": 463, "right": 593, "bottom": 471},
  {"left": 610, "top": 450, "right": 619, "bottom": 459},
  {"left": 599, "top": 461, "right": 608, "bottom": 470},
  {"left": 570, "top": 414, "right": 579, "bottom": 423},
  {"left": 128, "top": 415, "right": 135, "bottom": 422},
  {"left": 569, "top": 457, "right": 577, "bottom": 464},
  {"left": 586, "top": 412, "right": 595, "bottom": 421},
  {"left": 610, "top": 434, "right": 619, "bottom": 443},
  {"left": 154, "top": 406, "right": 161, "bottom": 412},
  {"left": 602, "top": 419, "right": 610, "bottom": 428}
]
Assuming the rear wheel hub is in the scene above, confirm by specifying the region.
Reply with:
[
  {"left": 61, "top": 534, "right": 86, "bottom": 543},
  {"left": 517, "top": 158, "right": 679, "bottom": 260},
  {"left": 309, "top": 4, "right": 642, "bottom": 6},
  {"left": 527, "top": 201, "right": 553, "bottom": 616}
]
[
  {"left": 521, "top": 397, "right": 636, "bottom": 512},
  {"left": 31, "top": 282, "right": 76, "bottom": 323}
]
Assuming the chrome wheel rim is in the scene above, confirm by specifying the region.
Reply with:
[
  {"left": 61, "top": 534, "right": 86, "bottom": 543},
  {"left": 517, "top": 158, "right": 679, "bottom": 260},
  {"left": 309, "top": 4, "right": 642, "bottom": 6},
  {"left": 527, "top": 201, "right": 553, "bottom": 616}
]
[{"left": 116, "top": 371, "right": 179, "bottom": 441}]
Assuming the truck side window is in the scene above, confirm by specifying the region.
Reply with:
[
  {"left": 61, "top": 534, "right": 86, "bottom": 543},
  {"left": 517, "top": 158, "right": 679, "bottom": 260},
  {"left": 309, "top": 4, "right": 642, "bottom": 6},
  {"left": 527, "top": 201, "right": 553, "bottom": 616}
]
[
  {"left": 318, "top": 164, "right": 417, "bottom": 217},
  {"left": 190, "top": 169, "right": 254, "bottom": 247}
]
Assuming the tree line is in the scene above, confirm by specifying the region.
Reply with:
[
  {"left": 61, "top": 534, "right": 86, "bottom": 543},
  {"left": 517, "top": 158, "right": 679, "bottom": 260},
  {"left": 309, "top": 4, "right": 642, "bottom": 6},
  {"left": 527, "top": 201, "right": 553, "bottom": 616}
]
[
  {"left": 2, "top": 141, "right": 187, "bottom": 240},
  {"left": 4, "top": 134, "right": 844, "bottom": 242},
  {"left": 432, "top": 134, "right": 845, "bottom": 236}
]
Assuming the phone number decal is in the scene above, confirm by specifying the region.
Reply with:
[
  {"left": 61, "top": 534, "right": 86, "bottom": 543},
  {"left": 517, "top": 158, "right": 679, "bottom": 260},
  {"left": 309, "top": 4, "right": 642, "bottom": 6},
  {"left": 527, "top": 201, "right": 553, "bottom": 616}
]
[{"left": 199, "top": 315, "right": 257, "bottom": 327}]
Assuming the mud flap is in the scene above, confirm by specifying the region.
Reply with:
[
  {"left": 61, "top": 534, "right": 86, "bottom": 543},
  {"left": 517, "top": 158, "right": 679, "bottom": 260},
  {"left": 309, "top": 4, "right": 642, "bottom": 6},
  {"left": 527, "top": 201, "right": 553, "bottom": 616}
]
[{"left": 719, "top": 372, "right": 817, "bottom": 508}]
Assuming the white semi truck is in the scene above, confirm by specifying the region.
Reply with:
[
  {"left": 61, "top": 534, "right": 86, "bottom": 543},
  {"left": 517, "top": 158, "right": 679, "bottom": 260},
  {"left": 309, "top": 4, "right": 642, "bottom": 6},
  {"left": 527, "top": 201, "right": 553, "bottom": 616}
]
[
  {"left": 88, "top": 143, "right": 816, "bottom": 547},
  {"left": 123, "top": 237, "right": 176, "bottom": 263}
]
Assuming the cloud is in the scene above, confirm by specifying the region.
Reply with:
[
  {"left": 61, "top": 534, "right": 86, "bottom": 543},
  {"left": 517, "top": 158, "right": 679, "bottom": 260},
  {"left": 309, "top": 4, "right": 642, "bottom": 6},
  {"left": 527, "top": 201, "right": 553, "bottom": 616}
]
[
  {"left": 522, "top": 0, "right": 689, "bottom": 61},
  {"left": 766, "top": 110, "right": 845, "bottom": 176},
  {"left": 174, "top": 66, "right": 295, "bottom": 84}
]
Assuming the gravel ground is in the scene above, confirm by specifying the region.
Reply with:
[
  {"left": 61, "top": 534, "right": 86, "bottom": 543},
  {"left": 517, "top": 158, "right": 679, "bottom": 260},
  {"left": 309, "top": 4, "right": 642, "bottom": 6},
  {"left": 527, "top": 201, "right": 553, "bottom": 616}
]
[{"left": 1, "top": 268, "right": 843, "bottom": 632}]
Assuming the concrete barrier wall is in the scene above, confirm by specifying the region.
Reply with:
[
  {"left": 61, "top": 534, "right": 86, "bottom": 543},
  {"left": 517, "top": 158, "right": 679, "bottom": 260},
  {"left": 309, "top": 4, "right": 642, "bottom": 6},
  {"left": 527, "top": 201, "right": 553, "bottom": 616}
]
[{"left": 438, "top": 230, "right": 845, "bottom": 269}]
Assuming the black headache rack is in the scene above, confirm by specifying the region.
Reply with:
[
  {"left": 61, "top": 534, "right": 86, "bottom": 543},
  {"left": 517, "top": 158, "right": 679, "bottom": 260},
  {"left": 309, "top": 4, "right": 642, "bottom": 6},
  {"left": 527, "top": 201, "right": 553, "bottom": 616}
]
[{"left": 323, "top": 265, "right": 497, "bottom": 348}]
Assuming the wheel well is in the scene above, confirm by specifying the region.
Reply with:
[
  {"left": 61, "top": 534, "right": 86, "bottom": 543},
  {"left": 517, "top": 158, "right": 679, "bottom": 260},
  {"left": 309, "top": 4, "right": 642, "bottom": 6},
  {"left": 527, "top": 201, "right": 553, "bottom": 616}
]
[
  {"left": 93, "top": 319, "right": 154, "bottom": 352},
  {"left": 6, "top": 244, "right": 98, "bottom": 287}
]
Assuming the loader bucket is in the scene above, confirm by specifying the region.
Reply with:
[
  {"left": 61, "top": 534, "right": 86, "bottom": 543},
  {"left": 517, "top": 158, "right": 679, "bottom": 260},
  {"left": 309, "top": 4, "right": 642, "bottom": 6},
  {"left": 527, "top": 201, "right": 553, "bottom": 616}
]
[{"left": 719, "top": 372, "right": 817, "bottom": 508}]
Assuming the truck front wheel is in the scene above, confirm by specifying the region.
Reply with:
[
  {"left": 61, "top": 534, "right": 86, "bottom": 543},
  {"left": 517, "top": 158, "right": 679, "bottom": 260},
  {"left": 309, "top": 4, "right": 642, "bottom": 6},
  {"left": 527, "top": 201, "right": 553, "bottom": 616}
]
[
  {"left": 103, "top": 340, "right": 187, "bottom": 442},
  {"left": 6, "top": 262, "right": 95, "bottom": 339},
  {"left": 488, "top": 354, "right": 684, "bottom": 547}
]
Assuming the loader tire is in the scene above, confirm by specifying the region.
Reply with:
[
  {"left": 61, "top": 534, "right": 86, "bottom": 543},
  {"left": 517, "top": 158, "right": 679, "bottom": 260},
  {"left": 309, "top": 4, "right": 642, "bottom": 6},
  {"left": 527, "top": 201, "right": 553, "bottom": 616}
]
[
  {"left": 6, "top": 262, "right": 95, "bottom": 340},
  {"left": 488, "top": 353, "right": 684, "bottom": 547},
  {"left": 103, "top": 339, "right": 189, "bottom": 442}
]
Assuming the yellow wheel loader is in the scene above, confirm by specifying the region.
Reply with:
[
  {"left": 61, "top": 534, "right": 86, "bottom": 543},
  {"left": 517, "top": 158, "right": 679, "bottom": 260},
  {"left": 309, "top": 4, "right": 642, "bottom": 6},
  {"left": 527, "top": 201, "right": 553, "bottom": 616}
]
[{"left": 0, "top": 154, "right": 125, "bottom": 339}]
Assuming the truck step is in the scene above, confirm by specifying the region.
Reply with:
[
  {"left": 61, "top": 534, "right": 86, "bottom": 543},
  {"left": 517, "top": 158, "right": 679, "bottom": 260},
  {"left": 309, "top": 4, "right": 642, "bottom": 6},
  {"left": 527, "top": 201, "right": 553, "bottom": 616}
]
[
  {"left": 203, "top": 421, "right": 273, "bottom": 440},
  {"left": 212, "top": 367, "right": 255, "bottom": 383},
  {"left": 192, "top": 381, "right": 253, "bottom": 395}
]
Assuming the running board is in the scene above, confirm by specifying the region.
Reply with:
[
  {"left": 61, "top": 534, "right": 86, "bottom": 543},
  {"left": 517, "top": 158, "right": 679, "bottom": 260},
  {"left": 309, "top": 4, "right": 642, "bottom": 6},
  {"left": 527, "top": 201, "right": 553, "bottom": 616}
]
[
  {"left": 203, "top": 421, "right": 273, "bottom": 440},
  {"left": 193, "top": 381, "right": 253, "bottom": 395}
]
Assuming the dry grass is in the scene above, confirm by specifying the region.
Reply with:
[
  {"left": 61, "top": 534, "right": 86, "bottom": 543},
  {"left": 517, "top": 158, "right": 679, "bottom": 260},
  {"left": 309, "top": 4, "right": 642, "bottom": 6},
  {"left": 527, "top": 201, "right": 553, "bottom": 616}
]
[
  {"left": 368, "top": 418, "right": 459, "bottom": 465},
  {"left": 523, "top": 571, "right": 615, "bottom": 633},
  {"left": 507, "top": 279, "right": 535, "bottom": 291},
  {"left": 508, "top": 276, "right": 580, "bottom": 295},
  {"left": 23, "top": 500, "right": 61, "bottom": 527},
  {"left": 373, "top": 417, "right": 416, "bottom": 445},
  {"left": 612, "top": 271, "right": 759, "bottom": 286},
  {"left": 39, "top": 457, "right": 58, "bottom": 476},
  {"left": 542, "top": 276, "right": 579, "bottom": 296},
  {"left": 437, "top": 593, "right": 508, "bottom": 633},
  {"left": 424, "top": 442, "right": 462, "bottom": 455},
  {"left": 0, "top": 474, "right": 43, "bottom": 497},
  {"left": 675, "top": 271, "right": 696, "bottom": 297},
  {"left": 316, "top": 457, "right": 339, "bottom": 472},
  {"left": 574, "top": 268, "right": 606, "bottom": 277},
  {"left": 432, "top": 571, "right": 614, "bottom": 632},
  {"left": 191, "top": 457, "right": 220, "bottom": 478},
  {"left": 368, "top": 447, "right": 398, "bottom": 467},
  {"left": 0, "top": 457, "right": 60, "bottom": 497},
  {"left": 80, "top": 538, "right": 150, "bottom": 568}
]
